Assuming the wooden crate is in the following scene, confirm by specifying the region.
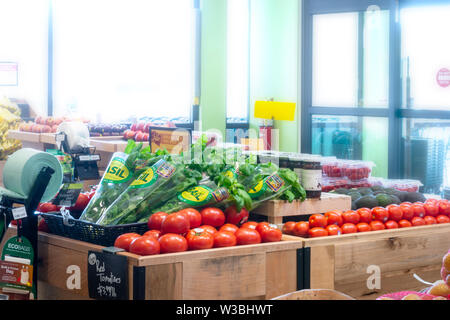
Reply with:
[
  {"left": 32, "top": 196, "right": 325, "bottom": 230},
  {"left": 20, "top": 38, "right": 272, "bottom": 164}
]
[
  {"left": 252, "top": 193, "right": 352, "bottom": 224},
  {"left": 297, "top": 223, "right": 450, "bottom": 300},
  {"left": 0, "top": 228, "right": 304, "bottom": 300}
]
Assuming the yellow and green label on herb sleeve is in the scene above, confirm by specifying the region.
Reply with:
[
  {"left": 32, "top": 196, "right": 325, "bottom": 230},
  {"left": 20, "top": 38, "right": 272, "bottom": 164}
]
[
  {"left": 103, "top": 157, "right": 132, "bottom": 184},
  {"left": 178, "top": 185, "right": 214, "bottom": 206},
  {"left": 248, "top": 174, "right": 285, "bottom": 199},
  {"left": 130, "top": 167, "right": 158, "bottom": 189}
]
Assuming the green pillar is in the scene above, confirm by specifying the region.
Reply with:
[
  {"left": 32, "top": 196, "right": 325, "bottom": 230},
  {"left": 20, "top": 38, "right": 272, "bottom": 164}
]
[{"left": 199, "top": 0, "right": 227, "bottom": 138}]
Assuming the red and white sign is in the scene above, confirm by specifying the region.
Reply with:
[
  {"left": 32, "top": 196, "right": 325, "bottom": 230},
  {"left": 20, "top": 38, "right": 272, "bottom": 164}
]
[{"left": 436, "top": 68, "right": 450, "bottom": 88}]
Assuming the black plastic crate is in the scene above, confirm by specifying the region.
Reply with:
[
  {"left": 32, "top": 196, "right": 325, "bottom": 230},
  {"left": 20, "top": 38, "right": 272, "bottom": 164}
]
[{"left": 41, "top": 212, "right": 148, "bottom": 247}]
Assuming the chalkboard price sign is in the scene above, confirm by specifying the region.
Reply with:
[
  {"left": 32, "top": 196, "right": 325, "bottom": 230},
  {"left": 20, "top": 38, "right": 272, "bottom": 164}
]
[{"left": 87, "top": 250, "right": 128, "bottom": 300}]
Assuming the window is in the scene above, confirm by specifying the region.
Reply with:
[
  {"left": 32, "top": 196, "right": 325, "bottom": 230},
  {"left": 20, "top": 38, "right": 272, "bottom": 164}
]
[
  {"left": 0, "top": 0, "right": 49, "bottom": 115},
  {"left": 303, "top": 0, "right": 450, "bottom": 196},
  {"left": 52, "top": 0, "right": 195, "bottom": 123},
  {"left": 226, "top": 0, "right": 250, "bottom": 123}
]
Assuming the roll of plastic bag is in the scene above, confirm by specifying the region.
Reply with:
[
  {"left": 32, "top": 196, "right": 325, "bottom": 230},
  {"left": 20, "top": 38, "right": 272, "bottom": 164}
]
[
  {"left": 0, "top": 148, "right": 63, "bottom": 202},
  {"left": 57, "top": 121, "right": 90, "bottom": 151}
]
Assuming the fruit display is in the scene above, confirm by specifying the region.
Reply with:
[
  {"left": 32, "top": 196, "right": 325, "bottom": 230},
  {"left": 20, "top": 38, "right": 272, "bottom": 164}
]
[
  {"left": 282, "top": 198, "right": 450, "bottom": 238},
  {"left": 88, "top": 123, "right": 128, "bottom": 137},
  {"left": 76, "top": 137, "right": 305, "bottom": 226},
  {"left": 377, "top": 249, "right": 450, "bottom": 300},
  {"left": 122, "top": 119, "right": 178, "bottom": 142},
  {"left": 114, "top": 207, "right": 283, "bottom": 256},
  {"left": 0, "top": 97, "right": 22, "bottom": 159},
  {"left": 19, "top": 116, "right": 90, "bottom": 133},
  {"left": 328, "top": 185, "right": 428, "bottom": 210},
  {"left": 321, "top": 159, "right": 374, "bottom": 180}
]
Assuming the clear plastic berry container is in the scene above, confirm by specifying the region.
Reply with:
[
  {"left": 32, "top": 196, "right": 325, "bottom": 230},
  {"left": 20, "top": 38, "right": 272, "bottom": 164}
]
[
  {"left": 382, "top": 179, "right": 423, "bottom": 192},
  {"left": 343, "top": 160, "right": 375, "bottom": 181}
]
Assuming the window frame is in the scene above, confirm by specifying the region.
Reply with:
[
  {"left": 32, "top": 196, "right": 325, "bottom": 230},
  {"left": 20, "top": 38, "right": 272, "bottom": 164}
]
[{"left": 301, "top": 0, "right": 450, "bottom": 179}]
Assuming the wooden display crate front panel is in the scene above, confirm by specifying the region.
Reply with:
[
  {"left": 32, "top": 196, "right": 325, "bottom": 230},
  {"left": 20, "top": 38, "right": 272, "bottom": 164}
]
[
  {"left": 121, "top": 235, "right": 302, "bottom": 300},
  {"left": 252, "top": 193, "right": 352, "bottom": 225},
  {"left": 303, "top": 224, "right": 450, "bottom": 300}
]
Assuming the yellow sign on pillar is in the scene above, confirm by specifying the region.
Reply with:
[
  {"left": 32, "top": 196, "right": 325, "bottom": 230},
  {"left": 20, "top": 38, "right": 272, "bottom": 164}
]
[{"left": 254, "top": 101, "right": 296, "bottom": 121}]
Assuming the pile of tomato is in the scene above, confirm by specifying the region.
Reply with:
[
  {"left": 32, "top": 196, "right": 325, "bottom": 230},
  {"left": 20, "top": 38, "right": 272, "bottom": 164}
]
[
  {"left": 114, "top": 206, "right": 283, "bottom": 256},
  {"left": 283, "top": 198, "right": 450, "bottom": 238}
]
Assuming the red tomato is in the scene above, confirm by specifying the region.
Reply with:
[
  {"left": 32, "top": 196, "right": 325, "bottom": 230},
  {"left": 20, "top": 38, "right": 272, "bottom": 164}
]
[
  {"left": 385, "top": 220, "right": 399, "bottom": 229},
  {"left": 309, "top": 214, "right": 328, "bottom": 228},
  {"left": 143, "top": 230, "right": 162, "bottom": 239},
  {"left": 38, "top": 218, "right": 50, "bottom": 233},
  {"left": 436, "top": 215, "right": 450, "bottom": 224},
  {"left": 259, "top": 227, "right": 282, "bottom": 243},
  {"left": 308, "top": 227, "right": 329, "bottom": 238},
  {"left": 147, "top": 212, "right": 168, "bottom": 231},
  {"left": 114, "top": 233, "right": 141, "bottom": 251},
  {"left": 356, "top": 208, "right": 372, "bottom": 224},
  {"left": 399, "top": 204, "right": 414, "bottom": 221},
  {"left": 342, "top": 211, "right": 360, "bottom": 225},
  {"left": 282, "top": 221, "right": 296, "bottom": 235},
  {"left": 129, "top": 236, "right": 160, "bottom": 256},
  {"left": 356, "top": 222, "right": 371, "bottom": 233},
  {"left": 398, "top": 219, "right": 412, "bottom": 228},
  {"left": 293, "top": 221, "right": 310, "bottom": 237},
  {"left": 438, "top": 200, "right": 450, "bottom": 216},
  {"left": 370, "top": 220, "right": 386, "bottom": 231},
  {"left": 71, "top": 193, "right": 90, "bottom": 211},
  {"left": 37, "top": 202, "right": 58, "bottom": 213},
  {"left": 341, "top": 223, "right": 357, "bottom": 234},
  {"left": 179, "top": 208, "right": 202, "bottom": 228},
  {"left": 386, "top": 204, "right": 403, "bottom": 222},
  {"left": 411, "top": 203, "right": 425, "bottom": 218},
  {"left": 200, "top": 208, "right": 225, "bottom": 228},
  {"left": 372, "top": 207, "right": 389, "bottom": 223},
  {"left": 10, "top": 220, "right": 17, "bottom": 226},
  {"left": 423, "top": 216, "right": 437, "bottom": 225},
  {"left": 235, "top": 228, "right": 262, "bottom": 245},
  {"left": 161, "top": 212, "right": 190, "bottom": 235},
  {"left": 326, "top": 224, "right": 342, "bottom": 236},
  {"left": 411, "top": 216, "right": 426, "bottom": 226},
  {"left": 219, "top": 223, "right": 239, "bottom": 234},
  {"left": 423, "top": 202, "right": 439, "bottom": 217},
  {"left": 255, "top": 222, "right": 271, "bottom": 235},
  {"left": 185, "top": 228, "right": 214, "bottom": 250},
  {"left": 241, "top": 221, "right": 258, "bottom": 230},
  {"left": 325, "top": 211, "right": 343, "bottom": 226},
  {"left": 213, "top": 231, "right": 237, "bottom": 248},
  {"left": 159, "top": 233, "right": 188, "bottom": 253},
  {"left": 199, "top": 225, "right": 218, "bottom": 236},
  {"left": 224, "top": 206, "right": 249, "bottom": 226}
]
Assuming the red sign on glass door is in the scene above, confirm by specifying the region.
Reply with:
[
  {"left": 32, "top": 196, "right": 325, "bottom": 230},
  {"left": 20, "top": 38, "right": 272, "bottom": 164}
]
[{"left": 436, "top": 68, "right": 450, "bottom": 88}]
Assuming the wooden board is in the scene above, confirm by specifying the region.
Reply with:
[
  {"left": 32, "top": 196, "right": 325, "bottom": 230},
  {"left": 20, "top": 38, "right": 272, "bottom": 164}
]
[
  {"left": 300, "top": 223, "right": 450, "bottom": 300},
  {"left": 7, "top": 130, "right": 40, "bottom": 143},
  {"left": 253, "top": 192, "right": 352, "bottom": 224},
  {"left": 0, "top": 160, "right": 5, "bottom": 187}
]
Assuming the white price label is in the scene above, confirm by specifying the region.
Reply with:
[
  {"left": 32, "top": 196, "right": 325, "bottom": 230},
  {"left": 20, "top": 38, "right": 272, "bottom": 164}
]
[
  {"left": 12, "top": 206, "right": 27, "bottom": 220},
  {"left": 56, "top": 134, "right": 65, "bottom": 143}
]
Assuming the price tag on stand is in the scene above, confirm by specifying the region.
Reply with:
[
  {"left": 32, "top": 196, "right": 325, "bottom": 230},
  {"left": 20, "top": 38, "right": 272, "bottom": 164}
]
[
  {"left": 87, "top": 251, "right": 128, "bottom": 300},
  {"left": 11, "top": 207, "right": 27, "bottom": 220},
  {"left": 52, "top": 183, "right": 83, "bottom": 208}
]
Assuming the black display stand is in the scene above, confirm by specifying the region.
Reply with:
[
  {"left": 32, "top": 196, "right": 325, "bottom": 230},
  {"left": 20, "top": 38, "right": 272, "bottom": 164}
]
[{"left": 0, "top": 166, "right": 55, "bottom": 298}]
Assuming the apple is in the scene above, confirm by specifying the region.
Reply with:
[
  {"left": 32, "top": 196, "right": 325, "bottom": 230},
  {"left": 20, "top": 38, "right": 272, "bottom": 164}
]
[
  {"left": 136, "top": 122, "right": 145, "bottom": 132},
  {"left": 135, "top": 131, "right": 145, "bottom": 142},
  {"left": 143, "top": 122, "right": 151, "bottom": 134},
  {"left": 41, "top": 125, "right": 52, "bottom": 133},
  {"left": 130, "top": 123, "right": 137, "bottom": 131},
  {"left": 143, "top": 133, "right": 149, "bottom": 142},
  {"left": 123, "top": 130, "right": 136, "bottom": 140}
]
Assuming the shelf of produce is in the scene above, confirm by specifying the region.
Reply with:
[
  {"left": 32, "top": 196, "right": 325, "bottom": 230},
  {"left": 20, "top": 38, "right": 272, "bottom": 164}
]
[
  {"left": 89, "top": 139, "right": 149, "bottom": 153},
  {"left": 0, "top": 226, "right": 304, "bottom": 300},
  {"left": 295, "top": 223, "right": 450, "bottom": 300},
  {"left": 252, "top": 193, "right": 352, "bottom": 225}
]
